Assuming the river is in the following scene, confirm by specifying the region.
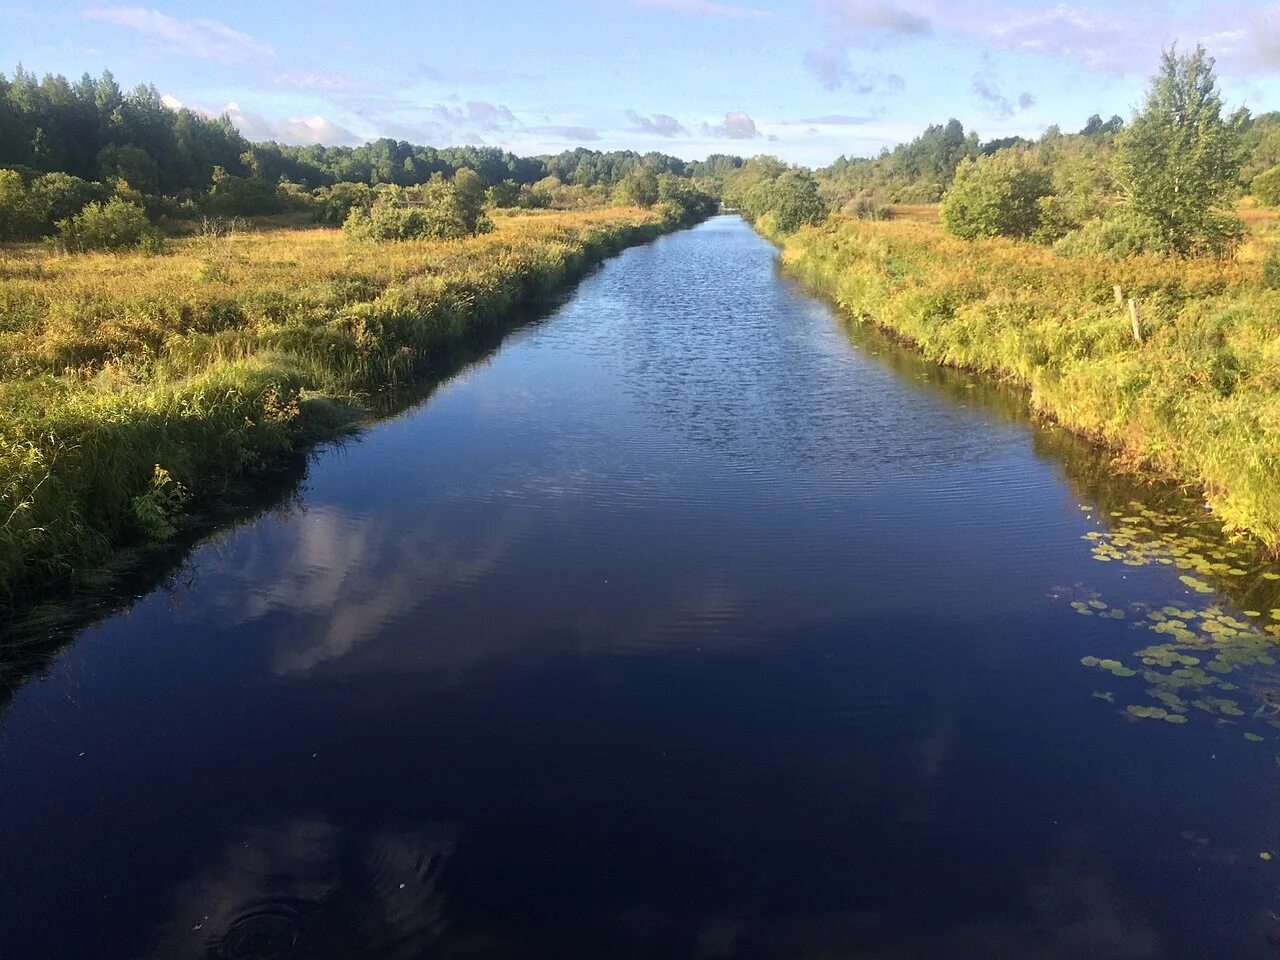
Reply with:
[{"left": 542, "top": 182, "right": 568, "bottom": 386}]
[{"left": 3, "top": 214, "right": 1280, "bottom": 959}]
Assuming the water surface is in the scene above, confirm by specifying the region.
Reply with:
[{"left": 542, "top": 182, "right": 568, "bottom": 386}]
[{"left": 3, "top": 215, "right": 1280, "bottom": 959}]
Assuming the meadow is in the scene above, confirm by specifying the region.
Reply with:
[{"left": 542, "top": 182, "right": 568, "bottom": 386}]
[
  {"left": 775, "top": 207, "right": 1280, "bottom": 552},
  {"left": 0, "top": 206, "right": 677, "bottom": 601}
]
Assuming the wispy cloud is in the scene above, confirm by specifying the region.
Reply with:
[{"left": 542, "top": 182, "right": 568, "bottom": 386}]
[
  {"left": 813, "top": 0, "right": 932, "bottom": 42},
  {"left": 425, "top": 100, "right": 518, "bottom": 131},
  {"left": 971, "top": 58, "right": 1036, "bottom": 121},
  {"left": 701, "top": 111, "right": 762, "bottom": 138},
  {"left": 632, "top": 0, "right": 772, "bottom": 20},
  {"left": 982, "top": 4, "right": 1131, "bottom": 72},
  {"left": 82, "top": 7, "right": 273, "bottom": 61},
  {"left": 804, "top": 49, "right": 904, "bottom": 94},
  {"left": 273, "top": 70, "right": 375, "bottom": 93},
  {"left": 800, "top": 113, "right": 879, "bottom": 125},
  {"left": 419, "top": 64, "right": 539, "bottom": 85},
  {"left": 625, "top": 109, "right": 688, "bottom": 136},
  {"left": 532, "top": 124, "right": 601, "bottom": 142}
]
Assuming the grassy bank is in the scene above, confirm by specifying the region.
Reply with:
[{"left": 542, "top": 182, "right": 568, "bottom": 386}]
[
  {"left": 0, "top": 206, "right": 682, "bottom": 602},
  {"left": 773, "top": 212, "right": 1280, "bottom": 551}
]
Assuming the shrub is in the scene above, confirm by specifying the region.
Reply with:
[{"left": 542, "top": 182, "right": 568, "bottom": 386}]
[
  {"left": 28, "top": 173, "right": 100, "bottom": 232},
  {"left": 0, "top": 168, "right": 37, "bottom": 240},
  {"left": 941, "top": 151, "right": 1053, "bottom": 240},
  {"left": 315, "top": 182, "right": 374, "bottom": 225},
  {"left": 1252, "top": 167, "right": 1280, "bottom": 207},
  {"left": 612, "top": 167, "right": 659, "bottom": 208},
  {"left": 1054, "top": 206, "right": 1165, "bottom": 259},
  {"left": 850, "top": 197, "right": 891, "bottom": 220},
  {"left": 485, "top": 179, "right": 521, "bottom": 208},
  {"left": 1263, "top": 245, "right": 1280, "bottom": 290},
  {"left": 54, "top": 199, "right": 156, "bottom": 252},
  {"left": 342, "top": 176, "right": 491, "bottom": 243},
  {"left": 739, "top": 169, "right": 827, "bottom": 233},
  {"left": 656, "top": 173, "right": 717, "bottom": 222},
  {"left": 205, "top": 166, "right": 282, "bottom": 217},
  {"left": 275, "top": 180, "right": 319, "bottom": 214}
]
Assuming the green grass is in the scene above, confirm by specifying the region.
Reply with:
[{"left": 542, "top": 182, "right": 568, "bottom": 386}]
[
  {"left": 0, "top": 206, "right": 682, "bottom": 602},
  {"left": 773, "top": 211, "right": 1280, "bottom": 551}
]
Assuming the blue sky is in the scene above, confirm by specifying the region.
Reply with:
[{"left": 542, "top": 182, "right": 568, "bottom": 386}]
[{"left": 4, "top": 1, "right": 1280, "bottom": 165}]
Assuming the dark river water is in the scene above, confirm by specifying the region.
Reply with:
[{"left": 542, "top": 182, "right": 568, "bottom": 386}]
[{"left": 4, "top": 215, "right": 1280, "bottom": 959}]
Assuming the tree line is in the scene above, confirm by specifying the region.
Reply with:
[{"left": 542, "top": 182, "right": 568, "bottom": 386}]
[{"left": 0, "top": 64, "right": 736, "bottom": 246}]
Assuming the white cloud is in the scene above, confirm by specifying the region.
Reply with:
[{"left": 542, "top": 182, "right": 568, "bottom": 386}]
[
  {"left": 82, "top": 7, "right": 273, "bottom": 61},
  {"left": 172, "top": 99, "right": 360, "bottom": 146},
  {"left": 701, "top": 111, "right": 762, "bottom": 138},
  {"left": 631, "top": 0, "right": 772, "bottom": 19},
  {"left": 625, "top": 110, "right": 688, "bottom": 136}
]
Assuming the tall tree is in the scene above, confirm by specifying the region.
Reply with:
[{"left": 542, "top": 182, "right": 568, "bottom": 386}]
[{"left": 1118, "top": 44, "right": 1244, "bottom": 254}]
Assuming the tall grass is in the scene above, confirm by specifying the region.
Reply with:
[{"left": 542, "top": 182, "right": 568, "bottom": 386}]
[
  {"left": 774, "top": 213, "right": 1280, "bottom": 551},
  {"left": 0, "top": 206, "right": 680, "bottom": 601}
]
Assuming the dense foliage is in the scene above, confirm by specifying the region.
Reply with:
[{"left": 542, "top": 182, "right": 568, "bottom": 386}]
[
  {"left": 940, "top": 152, "right": 1052, "bottom": 240},
  {"left": 0, "top": 65, "right": 730, "bottom": 243},
  {"left": 1118, "top": 45, "right": 1245, "bottom": 255},
  {"left": 343, "top": 170, "right": 489, "bottom": 242},
  {"left": 53, "top": 198, "right": 158, "bottom": 252},
  {"left": 722, "top": 158, "right": 827, "bottom": 234},
  {"left": 0, "top": 67, "right": 246, "bottom": 193}
]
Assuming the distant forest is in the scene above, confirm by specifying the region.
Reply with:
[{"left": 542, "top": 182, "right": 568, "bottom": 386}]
[{"left": 0, "top": 66, "right": 745, "bottom": 194}]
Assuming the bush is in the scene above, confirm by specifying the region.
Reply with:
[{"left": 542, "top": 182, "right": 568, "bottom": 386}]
[
  {"left": 485, "top": 179, "right": 520, "bottom": 208},
  {"left": 205, "top": 166, "right": 282, "bottom": 217},
  {"left": 275, "top": 180, "right": 318, "bottom": 214},
  {"left": 343, "top": 175, "right": 491, "bottom": 243},
  {"left": 0, "top": 168, "right": 37, "bottom": 240},
  {"left": 315, "top": 182, "right": 374, "bottom": 225},
  {"left": 941, "top": 151, "right": 1053, "bottom": 240},
  {"left": 850, "top": 197, "right": 891, "bottom": 220},
  {"left": 1263, "top": 245, "right": 1280, "bottom": 290},
  {"left": 1054, "top": 206, "right": 1165, "bottom": 259},
  {"left": 738, "top": 169, "right": 827, "bottom": 233},
  {"left": 29, "top": 173, "right": 100, "bottom": 231},
  {"left": 54, "top": 199, "right": 157, "bottom": 252},
  {"left": 656, "top": 173, "right": 717, "bottom": 222},
  {"left": 612, "top": 167, "right": 659, "bottom": 208},
  {"left": 1252, "top": 167, "right": 1280, "bottom": 207}
]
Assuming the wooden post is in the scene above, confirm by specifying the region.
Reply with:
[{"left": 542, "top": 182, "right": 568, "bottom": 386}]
[
  {"left": 1113, "top": 284, "right": 1124, "bottom": 306},
  {"left": 1127, "top": 298, "right": 1143, "bottom": 344}
]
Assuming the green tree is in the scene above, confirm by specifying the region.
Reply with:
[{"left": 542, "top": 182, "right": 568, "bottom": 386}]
[
  {"left": 451, "top": 167, "right": 487, "bottom": 231},
  {"left": 1252, "top": 166, "right": 1280, "bottom": 207},
  {"left": 1118, "top": 45, "right": 1245, "bottom": 255},
  {"left": 762, "top": 170, "right": 827, "bottom": 232},
  {"left": 941, "top": 151, "right": 1053, "bottom": 240},
  {"left": 0, "top": 168, "right": 36, "bottom": 239},
  {"left": 613, "top": 166, "right": 658, "bottom": 208},
  {"left": 54, "top": 198, "right": 154, "bottom": 251},
  {"left": 485, "top": 179, "right": 520, "bottom": 208}
]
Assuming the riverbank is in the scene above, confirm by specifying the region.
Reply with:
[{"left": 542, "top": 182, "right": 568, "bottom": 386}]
[
  {"left": 772, "top": 214, "right": 1280, "bottom": 551},
  {"left": 0, "top": 206, "right": 685, "bottom": 602}
]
